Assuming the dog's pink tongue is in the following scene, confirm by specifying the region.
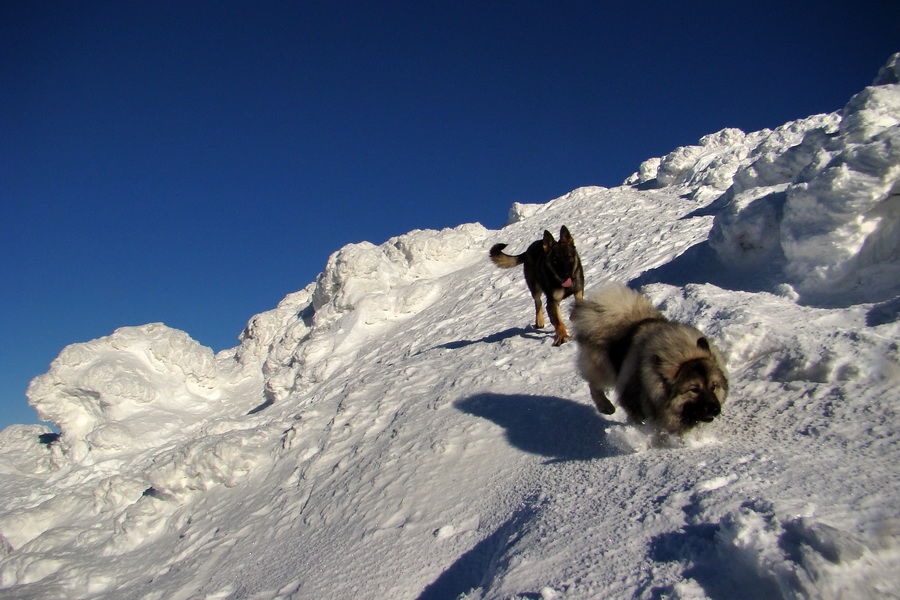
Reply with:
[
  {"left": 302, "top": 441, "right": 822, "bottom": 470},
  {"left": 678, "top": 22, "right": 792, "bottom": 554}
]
[{"left": 562, "top": 278, "right": 573, "bottom": 288}]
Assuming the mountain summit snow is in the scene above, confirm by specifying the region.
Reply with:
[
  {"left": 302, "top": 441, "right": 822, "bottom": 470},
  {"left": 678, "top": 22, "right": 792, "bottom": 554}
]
[{"left": 1, "top": 54, "right": 899, "bottom": 600}]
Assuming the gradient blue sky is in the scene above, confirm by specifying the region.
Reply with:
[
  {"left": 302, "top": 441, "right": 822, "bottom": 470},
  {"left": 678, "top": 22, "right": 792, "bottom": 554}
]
[{"left": 2, "top": 1, "right": 898, "bottom": 430}]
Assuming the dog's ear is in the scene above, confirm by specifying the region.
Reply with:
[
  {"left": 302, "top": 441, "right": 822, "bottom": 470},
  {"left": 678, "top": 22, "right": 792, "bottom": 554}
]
[
  {"left": 652, "top": 354, "right": 672, "bottom": 393},
  {"left": 697, "top": 337, "right": 711, "bottom": 352},
  {"left": 543, "top": 230, "right": 556, "bottom": 250},
  {"left": 559, "top": 225, "right": 574, "bottom": 244}
]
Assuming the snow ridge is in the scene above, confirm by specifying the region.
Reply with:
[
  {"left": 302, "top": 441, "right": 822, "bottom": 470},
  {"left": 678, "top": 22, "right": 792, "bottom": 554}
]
[{"left": 1, "top": 55, "right": 899, "bottom": 600}]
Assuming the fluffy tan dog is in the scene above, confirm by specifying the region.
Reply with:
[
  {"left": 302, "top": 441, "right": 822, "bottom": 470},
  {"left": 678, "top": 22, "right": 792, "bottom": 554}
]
[{"left": 571, "top": 284, "right": 728, "bottom": 434}]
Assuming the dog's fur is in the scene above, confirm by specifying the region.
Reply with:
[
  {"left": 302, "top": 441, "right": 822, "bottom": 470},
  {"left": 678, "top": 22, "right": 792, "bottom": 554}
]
[
  {"left": 490, "top": 226, "right": 585, "bottom": 346},
  {"left": 571, "top": 284, "right": 728, "bottom": 433}
]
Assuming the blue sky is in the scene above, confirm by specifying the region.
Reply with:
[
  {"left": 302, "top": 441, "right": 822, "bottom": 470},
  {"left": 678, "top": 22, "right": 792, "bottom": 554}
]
[{"left": 1, "top": 1, "right": 898, "bottom": 430}]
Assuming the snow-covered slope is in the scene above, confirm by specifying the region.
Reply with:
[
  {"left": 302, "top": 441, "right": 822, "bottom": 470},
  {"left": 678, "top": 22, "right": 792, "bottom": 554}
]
[{"left": 1, "top": 55, "right": 898, "bottom": 600}]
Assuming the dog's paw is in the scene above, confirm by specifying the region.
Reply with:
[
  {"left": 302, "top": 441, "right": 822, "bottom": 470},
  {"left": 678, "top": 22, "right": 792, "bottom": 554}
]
[
  {"left": 590, "top": 390, "right": 616, "bottom": 414},
  {"left": 552, "top": 337, "right": 568, "bottom": 346},
  {"left": 597, "top": 402, "right": 616, "bottom": 415}
]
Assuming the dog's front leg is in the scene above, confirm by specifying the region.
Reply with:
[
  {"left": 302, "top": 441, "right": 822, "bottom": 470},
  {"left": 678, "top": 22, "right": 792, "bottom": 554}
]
[
  {"left": 590, "top": 386, "right": 616, "bottom": 414},
  {"left": 547, "top": 299, "right": 569, "bottom": 346}
]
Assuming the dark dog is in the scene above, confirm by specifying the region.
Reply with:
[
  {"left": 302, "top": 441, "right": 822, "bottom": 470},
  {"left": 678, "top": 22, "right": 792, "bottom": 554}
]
[
  {"left": 571, "top": 284, "right": 729, "bottom": 434},
  {"left": 490, "top": 226, "right": 585, "bottom": 345}
]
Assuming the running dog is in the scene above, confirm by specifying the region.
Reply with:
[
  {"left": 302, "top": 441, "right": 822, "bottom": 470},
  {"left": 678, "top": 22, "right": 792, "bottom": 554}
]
[
  {"left": 490, "top": 226, "right": 585, "bottom": 346},
  {"left": 571, "top": 284, "right": 728, "bottom": 433}
]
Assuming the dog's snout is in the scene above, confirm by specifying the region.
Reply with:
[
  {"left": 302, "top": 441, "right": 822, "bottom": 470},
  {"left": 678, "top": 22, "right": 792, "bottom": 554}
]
[{"left": 683, "top": 397, "right": 721, "bottom": 423}]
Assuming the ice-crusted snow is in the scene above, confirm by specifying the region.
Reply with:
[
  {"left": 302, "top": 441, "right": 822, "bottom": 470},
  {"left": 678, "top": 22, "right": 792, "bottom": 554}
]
[{"left": 1, "top": 55, "right": 899, "bottom": 600}]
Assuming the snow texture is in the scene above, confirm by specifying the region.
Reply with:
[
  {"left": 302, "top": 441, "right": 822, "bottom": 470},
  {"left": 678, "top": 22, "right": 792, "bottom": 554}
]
[{"left": 1, "top": 55, "right": 899, "bottom": 600}]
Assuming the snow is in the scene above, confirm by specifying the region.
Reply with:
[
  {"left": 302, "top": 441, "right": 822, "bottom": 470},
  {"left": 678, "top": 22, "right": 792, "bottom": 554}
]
[
  {"left": 1, "top": 55, "right": 899, "bottom": 600},
  {"left": 702, "top": 69, "right": 900, "bottom": 305}
]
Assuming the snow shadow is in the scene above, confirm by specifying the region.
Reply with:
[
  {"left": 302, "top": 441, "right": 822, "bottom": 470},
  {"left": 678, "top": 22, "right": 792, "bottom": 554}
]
[
  {"left": 866, "top": 296, "right": 900, "bottom": 326},
  {"left": 678, "top": 192, "right": 732, "bottom": 219},
  {"left": 246, "top": 398, "right": 274, "bottom": 415},
  {"left": 454, "top": 393, "right": 618, "bottom": 463},
  {"left": 38, "top": 432, "right": 60, "bottom": 447},
  {"left": 649, "top": 524, "right": 783, "bottom": 600},
  {"left": 632, "top": 240, "right": 900, "bottom": 310},
  {"left": 434, "top": 326, "right": 545, "bottom": 350},
  {"left": 647, "top": 501, "right": 868, "bottom": 600},
  {"left": 629, "top": 240, "right": 777, "bottom": 295},
  {"left": 416, "top": 505, "right": 538, "bottom": 600}
]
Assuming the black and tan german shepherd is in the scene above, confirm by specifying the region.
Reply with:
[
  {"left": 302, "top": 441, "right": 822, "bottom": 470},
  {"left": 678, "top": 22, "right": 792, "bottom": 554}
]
[{"left": 490, "top": 226, "right": 585, "bottom": 346}]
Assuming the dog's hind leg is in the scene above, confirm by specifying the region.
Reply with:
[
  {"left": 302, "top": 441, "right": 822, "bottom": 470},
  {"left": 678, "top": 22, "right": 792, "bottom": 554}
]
[
  {"left": 532, "top": 292, "right": 545, "bottom": 329},
  {"left": 523, "top": 261, "right": 545, "bottom": 330}
]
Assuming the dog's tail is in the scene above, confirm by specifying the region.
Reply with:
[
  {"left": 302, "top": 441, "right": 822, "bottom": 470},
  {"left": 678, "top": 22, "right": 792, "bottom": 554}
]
[
  {"left": 489, "top": 243, "right": 524, "bottom": 268},
  {"left": 571, "top": 284, "right": 664, "bottom": 340}
]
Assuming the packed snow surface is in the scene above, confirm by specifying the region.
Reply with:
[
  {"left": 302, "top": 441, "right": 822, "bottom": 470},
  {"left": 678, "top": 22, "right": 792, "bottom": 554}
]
[{"left": 2, "top": 55, "right": 899, "bottom": 600}]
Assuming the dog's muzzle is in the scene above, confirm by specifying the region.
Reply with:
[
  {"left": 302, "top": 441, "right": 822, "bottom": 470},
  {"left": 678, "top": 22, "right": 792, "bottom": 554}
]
[{"left": 682, "top": 398, "right": 721, "bottom": 424}]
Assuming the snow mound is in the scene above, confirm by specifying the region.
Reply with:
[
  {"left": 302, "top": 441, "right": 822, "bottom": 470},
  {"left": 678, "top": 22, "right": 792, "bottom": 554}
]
[
  {"left": 625, "top": 126, "right": 795, "bottom": 201},
  {"left": 239, "top": 223, "right": 490, "bottom": 401},
  {"left": 711, "top": 75, "right": 900, "bottom": 305},
  {"left": 630, "top": 54, "right": 900, "bottom": 306},
  {"left": 874, "top": 51, "right": 900, "bottom": 86},
  {"left": 26, "top": 323, "right": 224, "bottom": 463}
]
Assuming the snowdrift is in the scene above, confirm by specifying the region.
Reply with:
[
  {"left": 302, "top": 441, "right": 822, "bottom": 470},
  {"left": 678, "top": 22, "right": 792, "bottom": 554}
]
[
  {"left": 630, "top": 52, "right": 900, "bottom": 306},
  {"left": 1, "top": 55, "right": 898, "bottom": 600}
]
